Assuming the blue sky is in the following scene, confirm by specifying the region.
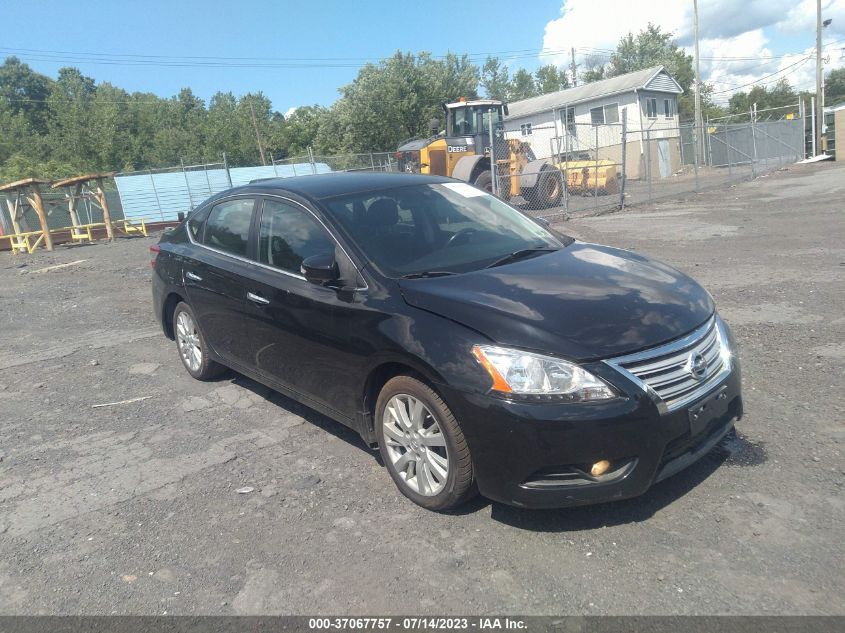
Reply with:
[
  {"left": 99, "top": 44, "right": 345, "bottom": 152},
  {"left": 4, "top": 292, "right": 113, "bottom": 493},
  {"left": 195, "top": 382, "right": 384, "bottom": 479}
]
[
  {"left": 0, "top": 0, "right": 560, "bottom": 112},
  {"left": 1, "top": 0, "right": 843, "bottom": 113}
]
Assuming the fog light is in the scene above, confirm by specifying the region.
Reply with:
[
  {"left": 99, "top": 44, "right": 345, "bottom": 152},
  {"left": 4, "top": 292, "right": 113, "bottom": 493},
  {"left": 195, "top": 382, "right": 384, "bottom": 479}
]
[{"left": 590, "top": 460, "right": 611, "bottom": 477}]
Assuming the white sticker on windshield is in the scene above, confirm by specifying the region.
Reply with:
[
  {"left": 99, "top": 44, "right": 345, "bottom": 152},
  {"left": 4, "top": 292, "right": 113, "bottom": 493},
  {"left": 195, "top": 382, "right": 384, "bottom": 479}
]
[{"left": 441, "top": 182, "right": 487, "bottom": 198}]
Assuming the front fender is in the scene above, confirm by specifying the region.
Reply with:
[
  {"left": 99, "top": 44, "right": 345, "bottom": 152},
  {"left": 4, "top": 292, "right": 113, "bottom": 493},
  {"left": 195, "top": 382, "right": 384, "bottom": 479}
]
[{"left": 452, "top": 155, "right": 488, "bottom": 183}]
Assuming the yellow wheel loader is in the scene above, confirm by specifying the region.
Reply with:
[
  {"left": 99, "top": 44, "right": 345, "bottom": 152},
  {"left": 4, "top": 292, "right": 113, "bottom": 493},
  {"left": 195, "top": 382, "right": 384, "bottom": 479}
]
[{"left": 395, "top": 99, "right": 564, "bottom": 209}]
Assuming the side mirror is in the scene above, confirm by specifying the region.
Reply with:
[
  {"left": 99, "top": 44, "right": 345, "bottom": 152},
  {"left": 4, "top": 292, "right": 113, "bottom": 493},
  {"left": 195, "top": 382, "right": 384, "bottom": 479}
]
[
  {"left": 428, "top": 118, "right": 440, "bottom": 135},
  {"left": 301, "top": 252, "right": 339, "bottom": 284}
]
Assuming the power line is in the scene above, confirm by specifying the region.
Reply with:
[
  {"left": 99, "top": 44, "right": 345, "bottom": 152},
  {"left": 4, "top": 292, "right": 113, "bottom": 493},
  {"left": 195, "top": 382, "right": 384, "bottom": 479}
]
[
  {"left": 2, "top": 43, "right": 839, "bottom": 69},
  {"left": 710, "top": 56, "right": 813, "bottom": 95}
]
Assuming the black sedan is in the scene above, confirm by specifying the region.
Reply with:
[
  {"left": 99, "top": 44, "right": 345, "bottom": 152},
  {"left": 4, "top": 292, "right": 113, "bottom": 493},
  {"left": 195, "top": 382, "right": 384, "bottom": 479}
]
[{"left": 151, "top": 172, "right": 742, "bottom": 511}]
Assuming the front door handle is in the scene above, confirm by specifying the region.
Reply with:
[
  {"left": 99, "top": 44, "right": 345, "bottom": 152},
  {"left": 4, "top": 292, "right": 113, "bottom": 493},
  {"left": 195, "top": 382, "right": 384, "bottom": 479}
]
[
  {"left": 247, "top": 291, "right": 270, "bottom": 305},
  {"left": 185, "top": 271, "right": 202, "bottom": 282}
]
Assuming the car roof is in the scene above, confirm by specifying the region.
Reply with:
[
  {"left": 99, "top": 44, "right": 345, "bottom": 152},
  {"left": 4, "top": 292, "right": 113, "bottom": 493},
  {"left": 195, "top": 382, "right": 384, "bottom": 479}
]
[{"left": 230, "top": 172, "right": 454, "bottom": 201}]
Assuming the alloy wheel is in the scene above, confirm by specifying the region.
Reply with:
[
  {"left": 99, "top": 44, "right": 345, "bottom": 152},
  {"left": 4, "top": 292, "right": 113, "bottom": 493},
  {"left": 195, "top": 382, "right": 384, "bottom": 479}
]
[
  {"left": 176, "top": 310, "right": 202, "bottom": 372},
  {"left": 382, "top": 394, "right": 449, "bottom": 496}
]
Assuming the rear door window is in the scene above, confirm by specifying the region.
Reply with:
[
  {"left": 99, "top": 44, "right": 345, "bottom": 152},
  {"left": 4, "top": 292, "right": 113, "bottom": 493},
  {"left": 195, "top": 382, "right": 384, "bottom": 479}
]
[
  {"left": 257, "top": 199, "right": 335, "bottom": 274},
  {"left": 202, "top": 198, "right": 255, "bottom": 258}
]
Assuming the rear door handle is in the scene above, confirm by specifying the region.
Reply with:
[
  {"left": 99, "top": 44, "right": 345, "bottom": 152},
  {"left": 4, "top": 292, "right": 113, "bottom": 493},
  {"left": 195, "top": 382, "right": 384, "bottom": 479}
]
[
  {"left": 185, "top": 271, "right": 202, "bottom": 282},
  {"left": 247, "top": 291, "right": 270, "bottom": 305}
]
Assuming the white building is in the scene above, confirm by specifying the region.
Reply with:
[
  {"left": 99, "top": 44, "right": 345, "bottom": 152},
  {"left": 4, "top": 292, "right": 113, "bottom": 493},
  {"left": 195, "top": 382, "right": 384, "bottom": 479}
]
[{"left": 504, "top": 66, "right": 684, "bottom": 179}]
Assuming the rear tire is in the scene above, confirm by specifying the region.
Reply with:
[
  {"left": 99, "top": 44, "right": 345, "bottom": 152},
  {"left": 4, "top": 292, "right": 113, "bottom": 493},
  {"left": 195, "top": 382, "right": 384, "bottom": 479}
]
[
  {"left": 527, "top": 168, "right": 563, "bottom": 209},
  {"left": 173, "top": 302, "right": 225, "bottom": 381},
  {"left": 376, "top": 375, "right": 477, "bottom": 512}
]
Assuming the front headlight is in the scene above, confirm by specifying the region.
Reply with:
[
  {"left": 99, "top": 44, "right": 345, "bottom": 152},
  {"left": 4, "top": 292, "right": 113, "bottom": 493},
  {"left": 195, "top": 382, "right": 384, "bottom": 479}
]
[
  {"left": 472, "top": 345, "right": 616, "bottom": 401},
  {"left": 714, "top": 314, "right": 733, "bottom": 370}
]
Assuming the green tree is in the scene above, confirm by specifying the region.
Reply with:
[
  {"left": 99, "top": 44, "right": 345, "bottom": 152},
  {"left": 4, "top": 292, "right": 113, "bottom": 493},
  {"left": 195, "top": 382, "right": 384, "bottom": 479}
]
[
  {"left": 582, "top": 24, "right": 709, "bottom": 120},
  {"left": 825, "top": 68, "right": 845, "bottom": 106},
  {"left": 327, "top": 51, "right": 480, "bottom": 152},
  {"left": 90, "top": 82, "right": 132, "bottom": 171},
  {"left": 46, "top": 67, "right": 97, "bottom": 171},
  {"left": 205, "top": 92, "right": 242, "bottom": 163},
  {"left": 580, "top": 54, "right": 608, "bottom": 83},
  {"left": 481, "top": 56, "right": 510, "bottom": 100},
  {"left": 508, "top": 68, "right": 538, "bottom": 100},
  {"left": 0, "top": 57, "right": 52, "bottom": 134},
  {"left": 274, "top": 105, "right": 329, "bottom": 157},
  {"left": 236, "top": 92, "right": 274, "bottom": 165},
  {"left": 535, "top": 64, "right": 569, "bottom": 94},
  {"left": 728, "top": 79, "right": 798, "bottom": 116}
]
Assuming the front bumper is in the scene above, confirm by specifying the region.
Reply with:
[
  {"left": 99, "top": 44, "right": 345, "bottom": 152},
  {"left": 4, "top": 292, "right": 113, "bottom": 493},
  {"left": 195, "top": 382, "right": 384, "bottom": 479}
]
[{"left": 440, "top": 360, "right": 742, "bottom": 509}]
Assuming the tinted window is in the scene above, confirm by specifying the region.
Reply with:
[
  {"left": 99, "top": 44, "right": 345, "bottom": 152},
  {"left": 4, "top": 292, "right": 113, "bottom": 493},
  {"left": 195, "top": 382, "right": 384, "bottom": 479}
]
[
  {"left": 323, "top": 183, "right": 567, "bottom": 277},
  {"left": 203, "top": 199, "right": 255, "bottom": 257},
  {"left": 187, "top": 206, "right": 210, "bottom": 239},
  {"left": 258, "top": 199, "right": 335, "bottom": 274}
]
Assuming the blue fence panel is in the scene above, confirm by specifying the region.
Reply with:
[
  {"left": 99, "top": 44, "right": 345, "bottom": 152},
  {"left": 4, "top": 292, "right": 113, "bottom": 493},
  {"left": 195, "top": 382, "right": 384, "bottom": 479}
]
[{"left": 114, "top": 162, "right": 330, "bottom": 222}]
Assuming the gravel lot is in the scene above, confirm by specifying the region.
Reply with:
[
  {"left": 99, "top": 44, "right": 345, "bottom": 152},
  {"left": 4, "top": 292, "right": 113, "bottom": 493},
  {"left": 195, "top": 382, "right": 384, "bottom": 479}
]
[{"left": 1, "top": 162, "right": 843, "bottom": 616}]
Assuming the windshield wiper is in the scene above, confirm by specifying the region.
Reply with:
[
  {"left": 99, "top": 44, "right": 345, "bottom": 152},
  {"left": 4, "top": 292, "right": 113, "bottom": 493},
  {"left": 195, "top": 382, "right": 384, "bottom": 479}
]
[
  {"left": 399, "top": 271, "right": 457, "bottom": 280},
  {"left": 485, "top": 247, "right": 558, "bottom": 269}
]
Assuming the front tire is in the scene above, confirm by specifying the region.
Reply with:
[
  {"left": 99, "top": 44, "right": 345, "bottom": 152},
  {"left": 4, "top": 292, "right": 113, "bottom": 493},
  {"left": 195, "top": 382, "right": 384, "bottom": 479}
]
[
  {"left": 173, "top": 301, "right": 225, "bottom": 381},
  {"left": 376, "top": 375, "right": 476, "bottom": 512},
  {"left": 473, "top": 170, "right": 493, "bottom": 193},
  {"left": 527, "top": 168, "right": 563, "bottom": 209}
]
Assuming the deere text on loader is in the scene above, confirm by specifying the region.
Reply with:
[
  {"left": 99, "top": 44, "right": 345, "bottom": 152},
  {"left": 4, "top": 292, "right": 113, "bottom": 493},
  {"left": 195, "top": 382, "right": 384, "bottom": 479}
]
[{"left": 395, "top": 99, "right": 564, "bottom": 209}]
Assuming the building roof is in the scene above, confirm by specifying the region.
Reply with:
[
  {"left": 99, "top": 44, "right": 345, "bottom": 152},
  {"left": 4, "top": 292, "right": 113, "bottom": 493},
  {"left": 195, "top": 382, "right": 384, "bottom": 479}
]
[
  {"left": 445, "top": 99, "right": 501, "bottom": 109},
  {"left": 506, "top": 66, "right": 683, "bottom": 120}
]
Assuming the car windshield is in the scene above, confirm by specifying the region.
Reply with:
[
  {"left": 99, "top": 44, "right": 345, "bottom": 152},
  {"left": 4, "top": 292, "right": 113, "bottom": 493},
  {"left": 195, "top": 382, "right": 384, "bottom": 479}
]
[{"left": 321, "top": 183, "right": 569, "bottom": 278}]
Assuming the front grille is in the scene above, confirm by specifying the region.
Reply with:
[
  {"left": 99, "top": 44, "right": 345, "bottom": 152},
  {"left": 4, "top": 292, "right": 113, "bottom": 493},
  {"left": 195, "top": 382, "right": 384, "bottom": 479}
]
[{"left": 606, "top": 317, "right": 730, "bottom": 412}]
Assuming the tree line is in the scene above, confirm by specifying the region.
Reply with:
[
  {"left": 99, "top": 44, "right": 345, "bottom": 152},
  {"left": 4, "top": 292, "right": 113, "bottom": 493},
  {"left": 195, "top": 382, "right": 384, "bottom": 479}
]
[{"left": 2, "top": 24, "right": 839, "bottom": 182}]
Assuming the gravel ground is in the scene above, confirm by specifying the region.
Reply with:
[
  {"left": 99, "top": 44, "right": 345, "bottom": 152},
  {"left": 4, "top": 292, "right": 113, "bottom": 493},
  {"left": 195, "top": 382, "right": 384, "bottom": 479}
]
[{"left": 0, "top": 162, "right": 843, "bottom": 616}]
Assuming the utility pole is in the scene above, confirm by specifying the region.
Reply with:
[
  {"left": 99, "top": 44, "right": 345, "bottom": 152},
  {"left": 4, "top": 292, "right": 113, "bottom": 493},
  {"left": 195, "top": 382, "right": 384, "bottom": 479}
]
[
  {"left": 693, "top": 0, "right": 704, "bottom": 165},
  {"left": 570, "top": 47, "right": 578, "bottom": 87},
  {"left": 249, "top": 100, "right": 267, "bottom": 166},
  {"left": 815, "top": 0, "right": 823, "bottom": 154}
]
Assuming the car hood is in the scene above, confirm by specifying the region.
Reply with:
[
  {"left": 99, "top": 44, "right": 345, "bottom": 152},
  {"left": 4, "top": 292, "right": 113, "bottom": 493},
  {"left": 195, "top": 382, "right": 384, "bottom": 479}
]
[{"left": 398, "top": 243, "right": 714, "bottom": 361}]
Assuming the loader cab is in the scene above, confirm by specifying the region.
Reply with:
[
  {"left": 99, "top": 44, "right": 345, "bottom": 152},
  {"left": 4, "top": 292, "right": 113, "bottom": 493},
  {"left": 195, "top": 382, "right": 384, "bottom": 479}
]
[{"left": 444, "top": 99, "right": 506, "bottom": 145}]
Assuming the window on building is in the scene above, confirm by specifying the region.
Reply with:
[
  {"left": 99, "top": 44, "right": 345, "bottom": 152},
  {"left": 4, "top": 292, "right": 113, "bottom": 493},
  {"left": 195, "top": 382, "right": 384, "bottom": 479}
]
[
  {"left": 560, "top": 108, "right": 577, "bottom": 135},
  {"left": 646, "top": 98, "right": 658, "bottom": 119},
  {"left": 590, "top": 103, "right": 619, "bottom": 126},
  {"left": 664, "top": 99, "right": 673, "bottom": 118},
  {"left": 203, "top": 198, "right": 255, "bottom": 257},
  {"left": 566, "top": 108, "right": 576, "bottom": 136},
  {"left": 257, "top": 199, "right": 335, "bottom": 274},
  {"left": 520, "top": 123, "right": 532, "bottom": 136}
]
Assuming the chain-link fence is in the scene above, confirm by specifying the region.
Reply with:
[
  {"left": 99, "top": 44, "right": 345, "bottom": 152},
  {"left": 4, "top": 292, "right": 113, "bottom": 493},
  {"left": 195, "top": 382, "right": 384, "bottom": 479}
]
[
  {"left": 489, "top": 115, "right": 806, "bottom": 220},
  {"left": 488, "top": 121, "right": 625, "bottom": 219},
  {"left": 104, "top": 113, "right": 805, "bottom": 226}
]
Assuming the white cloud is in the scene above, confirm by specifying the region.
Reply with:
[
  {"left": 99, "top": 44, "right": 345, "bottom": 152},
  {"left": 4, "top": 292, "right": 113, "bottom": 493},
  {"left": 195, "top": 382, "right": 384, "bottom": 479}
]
[
  {"left": 541, "top": 0, "right": 688, "bottom": 67},
  {"left": 284, "top": 106, "right": 298, "bottom": 119},
  {"left": 777, "top": 0, "right": 845, "bottom": 37},
  {"left": 541, "top": 0, "right": 845, "bottom": 103}
]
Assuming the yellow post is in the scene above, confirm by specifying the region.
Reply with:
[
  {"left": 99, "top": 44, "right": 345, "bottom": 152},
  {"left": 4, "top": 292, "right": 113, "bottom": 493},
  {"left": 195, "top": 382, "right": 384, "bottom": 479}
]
[
  {"left": 5, "top": 198, "right": 23, "bottom": 236},
  {"left": 25, "top": 185, "right": 53, "bottom": 252},
  {"left": 67, "top": 182, "right": 82, "bottom": 227},
  {"left": 95, "top": 177, "right": 114, "bottom": 241}
]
